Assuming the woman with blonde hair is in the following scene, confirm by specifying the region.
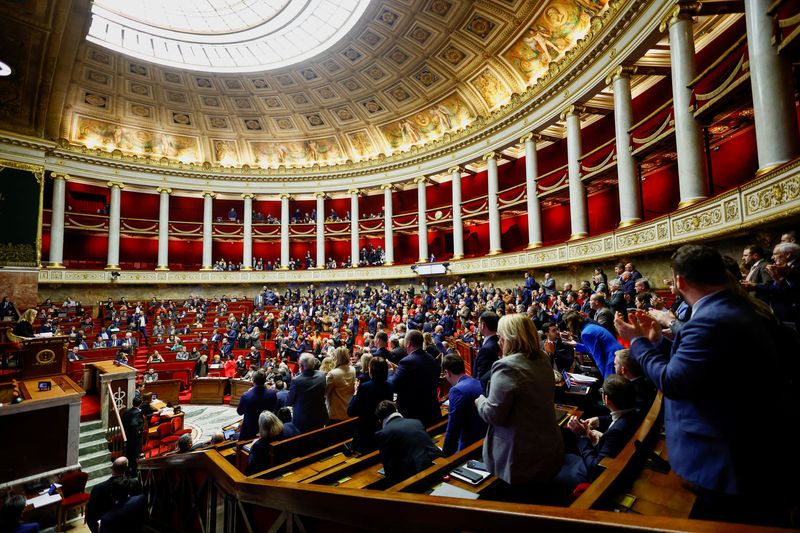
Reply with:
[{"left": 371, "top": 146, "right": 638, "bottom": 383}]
[
  {"left": 12, "top": 308, "right": 36, "bottom": 338},
  {"left": 245, "top": 411, "right": 284, "bottom": 475},
  {"left": 475, "top": 313, "right": 563, "bottom": 501},
  {"left": 326, "top": 346, "right": 356, "bottom": 423}
]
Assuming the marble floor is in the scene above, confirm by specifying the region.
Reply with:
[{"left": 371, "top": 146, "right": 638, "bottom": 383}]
[{"left": 181, "top": 403, "right": 242, "bottom": 445}]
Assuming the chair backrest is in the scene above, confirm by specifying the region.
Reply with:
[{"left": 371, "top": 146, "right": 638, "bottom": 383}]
[
  {"left": 171, "top": 416, "right": 184, "bottom": 433},
  {"left": 157, "top": 422, "right": 173, "bottom": 438},
  {"left": 61, "top": 471, "right": 89, "bottom": 497}
]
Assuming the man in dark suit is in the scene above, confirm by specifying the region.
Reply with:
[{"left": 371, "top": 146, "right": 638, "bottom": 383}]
[
  {"left": 98, "top": 477, "right": 146, "bottom": 533},
  {"left": 236, "top": 370, "right": 278, "bottom": 440},
  {"left": 120, "top": 397, "right": 144, "bottom": 475},
  {"left": 441, "top": 354, "right": 487, "bottom": 456},
  {"left": 347, "top": 357, "right": 394, "bottom": 454},
  {"left": 389, "top": 330, "right": 441, "bottom": 427},
  {"left": 86, "top": 457, "right": 142, "bottom": 533},
  {"left": 371, "top": 331, "right": 392, "bottom": 360},
  {"left": 287, "top": 353, "right": 328, "bottom": 433},
  {"left": 555, "top": 374, "right": 639, "bottom": 489},
  {"left": 741, "top": 244, "right": 772, "bottom": 284},
  {"left": 375, "top": 401, "right": 443, "bottom": 484},
  {"left": 617, "top": 244, "right": 789, "bottom": 526},
  {"left": 474, "top": 311, "right": 500, "bottom": 390}
]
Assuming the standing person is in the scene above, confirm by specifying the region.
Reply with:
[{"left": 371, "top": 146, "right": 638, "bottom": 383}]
[
  {"left": 562, "top": 310, "right": 622, "bottom": 379},
  {"left": 347, "top": 357, "right": 393, "bottom": 454},
  {"left": 287, "top": 354, "right": 329, "bottom": 433},
  {"left": 120, "top": 397, "right": 144, "bottom": 475},
  {"left": 137, "top": 311, "right": 148, "bottom": 346},
  {"left": 474, "top": 311, "right": 500, "bottom": 390},
  {"left": 441, "top": 354, "right": 486, "bottom": 457},
  {"left": 325, "top": 346, "right": 356, "bottom": 424},
  {"left": 616, "top": 244, "right": 790, "bottom": 526},
  {"left": 389, "top": 330, "right": 441, "bottom": 427},
  {"left": 475, "top": 314, "right": 563, "bottom": 502},
  {"left": 236, "top": 370, "right": 278, "bottom": 440}
]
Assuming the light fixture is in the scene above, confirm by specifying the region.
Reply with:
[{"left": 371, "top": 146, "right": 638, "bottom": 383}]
[{"left": 0, "top": 61, "right": 12, "bottom": 77}]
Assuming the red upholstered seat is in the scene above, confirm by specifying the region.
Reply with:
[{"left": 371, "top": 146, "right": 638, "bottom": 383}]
[{"left": 57, "top": 471, "right": 89, "bottom": 531}]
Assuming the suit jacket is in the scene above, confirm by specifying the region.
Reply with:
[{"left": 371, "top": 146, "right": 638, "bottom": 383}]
[
  {"left": 99, "top": 494, "right": 146, "bottom": 533},
  {"left": 747, "top": 259, "right": 773, "bottom": 284},
  {"left": 476, "top": 353, "right": 564, "bottom": 485},
  {"left": 375, "top": 415, "right": 443, "bottom": 483},
  {"left": 630, "top": 289, "right": 782, "bottom": 495},
  {"left": 593, "top": 308, "right": 616, "bottom": 337},
  {"left": 443, "top": 375, "right": 487, "bottom": 456},
  {"left": 474, "top": 335, "right": 500, "bottom": 390},
  {"left": 236, "top": 386, "right": 278, "bottom": 440},
  {"left": 575, "top": 323, "right": 622, "bottom": 379},
  {"left": 390, "top": 348, "right": 441, "bottom": 427},
  {"left": 287, "top": 369, "right": 329, "bottom": 433},
  {"left": 347, "top": 378, "right": 394, "bottom": 453},
  {"left": 555, "top": 410, "right": 639, "bottom": 489},
  {"left": 86, "top": 476, "right": 142, "bottom": 533}
]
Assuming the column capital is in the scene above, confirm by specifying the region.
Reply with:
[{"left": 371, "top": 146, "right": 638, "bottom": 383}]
[
  {"left": 559, "top": 104, "right": 586, "bottom": 121},
  {"left": 605, "top": 65, "right": 637, "bottom": 85},
  {"left": 519, "top": 132, "right": 535, "bottom": 144},
  {"left": 279, "top": 193, "right": 292, "bottom": 200},
  {"left": 241, "top": 193, "right": 256, "bottom": 200},
  {"left": 659, "top": 2, "right": 701, "bottom": 32},
  {"left": 447, "top": 166, "right": 463, "bottom": 175},
  {"left": 347, "top": 188, "right": 361, "bottom": 196},
  {"left": 107, "top": 181, "right": 124, "bottom": 189},
  {"left": 482, "top": 151, "right": 497, "bottom": 162},
  {"left": 314, "top": 192, "right": 328, "bottom": 199},
  {"left": 156, "top": 187, "right": 172, "bottom": 195},
  {"left": 50, "top": 172, "right": 70, "bottom": 181},
  {"left": 413, "top": 176, "right": 428, "bottom": 185},
  {"left": 380, "top": 183, "right": 395, "bottom": 191},
  {"left": 202, "top": 190, "right": 216, "bottom": 198}
]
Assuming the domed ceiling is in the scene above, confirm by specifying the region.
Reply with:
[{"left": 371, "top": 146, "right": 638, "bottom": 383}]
[{"left": 60, "top": 0, "right": 610, "bottom": 170}]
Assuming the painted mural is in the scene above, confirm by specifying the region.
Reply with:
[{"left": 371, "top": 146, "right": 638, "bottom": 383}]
[
  {"left": 380, "top": 93, "right": 474, "bottom": 150},
  {"left": 250, "top": 137, "right": 345, "bottom": 167},
  {"left": 472, "top": 69, "right": 512, "bottom": 110},
  {"left": 347, "top": 130, "right": 380, "bottom": 159},
  {"left": 504, "top": 0, "right": 609, "bottom": 84},
  {"left": 74, "top": 116, "right": 200, "bottom": 161}
]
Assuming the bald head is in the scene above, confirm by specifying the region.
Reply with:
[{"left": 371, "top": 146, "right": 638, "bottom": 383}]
[{"left": 111, "top": 456, "right": 129, "bottom": 476}]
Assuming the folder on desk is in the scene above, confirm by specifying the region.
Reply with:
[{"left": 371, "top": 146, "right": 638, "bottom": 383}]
[{"left": 430, "top": 482, "right": 480, "bottom": 499}]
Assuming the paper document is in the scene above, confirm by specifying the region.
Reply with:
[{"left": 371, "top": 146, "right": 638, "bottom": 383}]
[
  {"left": 567, "top": 372, "right": 598, "bottom": 383},
  {"left": 430, "top": 482, "right": 480, "bottom": 500},
  {"left": 27, "top": 493, "right": 61, "bottom": 508}
]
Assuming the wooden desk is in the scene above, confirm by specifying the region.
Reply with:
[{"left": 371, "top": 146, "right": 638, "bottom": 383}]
[
  {"left": 229, "top": 379, "right": 252, "bottom": 407},
  {"left": 142, "top": 379, "right": 182, "bottom": 405},
  {"left": 191, "top": 377, "right": 228, "bottom": 404}
]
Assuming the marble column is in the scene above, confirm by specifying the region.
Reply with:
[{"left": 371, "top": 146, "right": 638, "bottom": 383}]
[
  {"left": 449, "top": 166, "right": 464, "bottom": 259},
  {"left": 315, "top": 193, "right": 325, "bottom": 268},
  {"left": 415, "top": 177, "right": 428, "bottom": 262},
  {"left": 608, "top": 67, "right": 642, "bottom": 226},
  {"left": 521, "top": 135, "right": 543, "bottom": 248},
  {"left": 48, "top": 173, "right": 68, "bottom": 268},
  {"left": 382, "top": 184, "right": 394, "bottom": 266},
  {"left": 201, "top": 191, "right": 214, "bottom": 270},
  {"left": 662, "top": 8, "right": 708, "bottom": 207},
  {"left": 105, "top": 182, "right": 122, "bottom": 270},
  {"left": 350, "top": 189, "right": 360, "bottom": 267},
  {"left": 562, "top": 106, "right": 588, "bottom": 239},
  {"left": 484, "top": 152, "right": 502, "bottom": 254},
  {"left": 745, "top": 0, "right": 800, "bottom": 171},
  {"left": 155, "top": 187, "right": 171, "bottom": 270},
  {"left": 241, "top": 193, "right": 254, "bottom": 270},
  {"left": 280, "top": 194, "right": 290, "bottom": 269}
]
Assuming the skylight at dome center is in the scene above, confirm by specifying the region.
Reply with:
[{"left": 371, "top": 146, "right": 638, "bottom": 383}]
[{"left": 87, "top": 0, "right": 374, "bottom": 73}]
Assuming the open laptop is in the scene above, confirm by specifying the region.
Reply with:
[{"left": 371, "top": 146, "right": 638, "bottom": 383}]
[{"left": 562, "top": 370, "right": 591, "bottom": 395}]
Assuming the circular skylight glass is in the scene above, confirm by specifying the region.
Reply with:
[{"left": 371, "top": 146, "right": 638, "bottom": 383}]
[{"left": 87, "top": 0, "right": 374, "bottom": 73}]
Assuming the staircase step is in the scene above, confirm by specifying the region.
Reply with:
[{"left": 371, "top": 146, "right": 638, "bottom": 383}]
[
  {"left": 79, "top": 439, "right": 109, "bottom": 455},
  {"left": 79, "top": 449, "right": 111, "bottom": 468},
  {"left": 80, "top": 427, "right": 107, "bottom": 444},
  {"left": 83, "top": 461, "right": 113, "bottom": 483},
  {"left": 80, "top": 420, "right": 104, "bottom": 432}
]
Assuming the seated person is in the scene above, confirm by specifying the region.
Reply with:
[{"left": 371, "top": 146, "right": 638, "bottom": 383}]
[
  {"left": 68, "top": 347, "right": 85, "bottom": 362},
  {"left": 98, "top": 477, "right": 146, "bottom": 533},
  {"left": 92, "top": 336, "right": 106, "bottom": 349},
  {"left": 194, "top": 354, "right": 209, "bottom": 377},
  {"left": 175, "top": 348, "right": 190, "bottom": 361},
  {"left": 276, "top": 407, "right": 300, "bottom": 439},
  {"left": 12, "top": 309, "right": 36, "bottom": 338},
  {"left": 374, "top": 400, "right": 443, "bottom": 484},
  {"left": 245, "top": 411, "right": 284, "bottom": 475},
  {"left": 146, "top": 351, "right": 165, "bottom": 364},
  {"left": 554, "top": 374, "right": 639, "bottom": 491},
  {"left": 209, "top": 354, "right": 223, "bottom": 369},
  {"left": 143, "top": 368, "right": 158, "bottom": 383},
  {"left": 0, "top": 493, "right": 39, "bottom": 532},
  {"left": 192, "top": 432, "right": 224, "bottom": 451}
]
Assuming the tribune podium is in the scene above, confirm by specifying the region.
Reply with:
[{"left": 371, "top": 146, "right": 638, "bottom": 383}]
[
  {"left": 83, "top": 361, "right": 137, "bottom": 429},
  {"left": 191, "top": 377, "right": 228, "bottom": 404}
]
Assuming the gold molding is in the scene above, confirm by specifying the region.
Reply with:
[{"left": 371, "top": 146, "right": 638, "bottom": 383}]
[
  {"left": 241, "top": 193, "right": 256, "bottom": 200},
  {"left": 487, "top": 249, "right": 502, "bottom": 255},
  {"left": 569, "top": 232, "right": 589, "bottom": 240},
  {"left": 755, "top": 162, "right": 784, "bottom": 177},
  {"left": 659, "top": 2, "right": 701, "bottom": 33},
  {"left": 47, "top": 263, "right": 66, "bottom": 269},
  {"left": 519, "top": 133, "right": 534, "bottom": 144},
  {"left": 482, "top": 152, "right": 497, "bottom": 162},
  {"left": 156, "top": 187, "right": 172, "bottom": 195},
  {"left": 526, "top": 242, "right": 543, "bottom": 249},
  {"left": 202, "top": 191, "right": 216, "bottom": 198},
  {"left": 618, "top": 218, "right": 641, "bottom": 228},
  {"left": 104, "top": 264, "right": 121, "bottom": 270},
  {"left": 50, "top": 173, "right": 70, "bottom": 181},
  {"left": 107, "top": 181, "right": 124, "bottom": 189},
  {"left": 605, "top": 65, "right": 637, "bottom": 85},
  {"left": 0, "top": 158, "right": 45, "bottom": 267},
  {"left": 155, "top": 265, "right": 170, "bottom": 271},
  {"left": 677, "top": 197, "right": 706, "bottom": 209},
  {"left": 447, "top": 166, "right": 463, "bottom": 175}
]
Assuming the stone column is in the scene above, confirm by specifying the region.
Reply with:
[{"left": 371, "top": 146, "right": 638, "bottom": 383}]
[
  {"left": 315, "top": 193, "right": 325, "bottom": 268},
  {"left": 201, "top": 191, "right": 214, "bottom": 270},
  {"left": 608, "top": 67, "right": 642, "bottom": 226},
  {"left": 241, "top": 193, "right": 254, "bottom": 270},
  {"left": 745, "top": 0, "right": 800, "bottom": 172},
  {"left": 382, "top": 184, "right": 394, "bottom": 265},
  {"left": 449, "top": 166, "right": 464, "bottom": 259},
  {"left": 105, "top": 182, "right": 122, "bottom": 270},
  {"left": 562, "top": 106, "right": 588, "bottom": 239},
  {"left": 662, "top": 8, "right": 708, "bottom": 207},
  {"left": 48, "top": 173, "right": 68, "bottom": 268},
  {"left": 280, "top": 193, "right": 290, "bottom": 269},
  {"left": 155, "top": 187, "right": 171, "bottom": 270},
  {"left": 350, "top": 189, "right": 360, "bottom": 267},
  {"left": 521, "top": 134, "right": 543, "bottom": 248},
  {"left": 415, "top": 177, "right": 428, "bottom": 262},
  {"left": 484, "top": 152, "right": 502, "bottom": 254}
]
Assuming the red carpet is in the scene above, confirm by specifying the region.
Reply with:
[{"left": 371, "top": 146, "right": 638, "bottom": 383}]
[{"left": 81, "top": 393, "right": 101, "bottom": 422}]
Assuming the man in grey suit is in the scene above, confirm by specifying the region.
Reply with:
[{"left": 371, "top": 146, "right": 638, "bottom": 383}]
[{"left": 287, "top": 353, "right": 328, "bottom": 433}]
